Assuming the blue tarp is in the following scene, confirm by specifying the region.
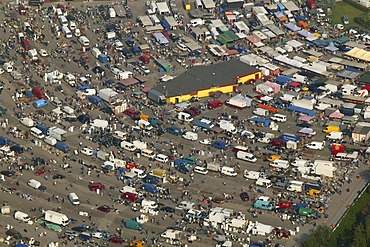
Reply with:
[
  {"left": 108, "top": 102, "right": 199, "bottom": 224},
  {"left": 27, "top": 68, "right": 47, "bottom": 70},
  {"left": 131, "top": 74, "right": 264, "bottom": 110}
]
[
  {"left": 287, "top": 105, "right": 315, "bottom": 117},
  {"left": 193, "top": 121, "right": 212, "bottom": 129},
  {"left": 275, "top": 75, "right": 292, "bottom": 84},
  {"left": 153, "top": 32, "right": 169, "bottom": 45},
  {"left": 277, "top": 3, "right": 286, "bottom": 10},
  {"left": 298, "top": 29, "right": 314, "bottom": 38},
  {"left": 249, "top": 116, "right": 270, "bottom": 127},
  {"left": 161, "top": 19, "right": 170, "bottom": 30},
  {"left": 284, "top": 23, "right": 301, "bottom": 32},
  {"left": 15, "top": 244, "right": 28, "bottom": 247},
  {"left": 311, "top": 39, "right": 330, "bottom": 47}
]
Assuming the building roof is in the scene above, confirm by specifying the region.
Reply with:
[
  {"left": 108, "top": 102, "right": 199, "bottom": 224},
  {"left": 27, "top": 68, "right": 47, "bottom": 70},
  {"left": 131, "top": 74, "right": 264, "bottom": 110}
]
[{"left": 153, "top": 60, "right": 259, "bottom": 97}]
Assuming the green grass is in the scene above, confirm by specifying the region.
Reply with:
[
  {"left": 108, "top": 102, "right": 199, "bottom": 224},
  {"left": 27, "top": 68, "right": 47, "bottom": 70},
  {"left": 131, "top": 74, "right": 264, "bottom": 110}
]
[{"left": 329, "top": 2, "right": 367, "bottom": 29}]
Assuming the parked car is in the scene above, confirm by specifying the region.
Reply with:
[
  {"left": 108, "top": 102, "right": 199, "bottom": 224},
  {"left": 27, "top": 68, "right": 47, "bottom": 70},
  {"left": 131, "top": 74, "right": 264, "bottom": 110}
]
[
  {"left": 97, "top": 205, "right": 112, "bottom": 213},
  {"left": 240, "top": 192, "right": 249, "bottom": 201}
]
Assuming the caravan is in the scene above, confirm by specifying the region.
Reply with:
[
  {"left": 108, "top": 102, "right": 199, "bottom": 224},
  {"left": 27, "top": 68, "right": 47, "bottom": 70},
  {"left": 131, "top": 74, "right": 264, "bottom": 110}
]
[{"left": 61, "top": 26, "right": 72, "bottom": 39}]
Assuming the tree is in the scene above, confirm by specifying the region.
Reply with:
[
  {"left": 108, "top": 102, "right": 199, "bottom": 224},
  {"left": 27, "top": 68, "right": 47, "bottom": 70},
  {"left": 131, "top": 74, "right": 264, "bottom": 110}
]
[
  {"left": 301, "top": 225, "right": 331, "bottom": 247},
  {"left": 315, "top": 0, "right": 336, "bottom": 10},
  {"left": 351, "top": 224, "right": 366, "bottom": 247}
]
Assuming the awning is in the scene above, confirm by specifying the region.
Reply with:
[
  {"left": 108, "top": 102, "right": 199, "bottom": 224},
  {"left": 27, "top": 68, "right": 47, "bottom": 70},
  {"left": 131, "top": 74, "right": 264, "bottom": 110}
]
[
  {"left": 298, "top": 115, "right": 313, "bottom": 122},
  {"left": 329, "top": 111, "right": 344, "bottom": 119},
  {"left": 134, "top": 75, "right": 148, "bottom": 83},
  {"left": 120, "top": 77, "right": 139, "bottom": 87},
  {"left": 141, "top": 87, "right": 151, "bottom": 93}
]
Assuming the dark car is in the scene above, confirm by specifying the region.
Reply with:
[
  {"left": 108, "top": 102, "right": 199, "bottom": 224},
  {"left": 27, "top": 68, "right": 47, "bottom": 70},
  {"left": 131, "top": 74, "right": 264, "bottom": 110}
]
[
  {"left": 97, "top": 205, "right": 112, "bottom": 213},
  {"left": 109, "top": 235, "right": 124, "bottom": 244},
  {"left": 72, "top": 226, "right": 90, "bottom": 232},
  {"left": 6, "top": 229, "right": 22, "bottom": 239},
  {"left": 1, "top": 170, "right": 15, "bottom": 177},
  {"left": 100, "top": 107, "right": 114, "bottom": 115},
  {"left": 160, "top": 206, "right": 175, "bottom": 213},
  {"left": 53, "top": 174, "right": 66, "bottom": 179},
  {"left": 296, "top": 122, "right": 312, "bottom": 128},
  {"left": 240, "top": 192, "right": 249, "bottom": 201}
]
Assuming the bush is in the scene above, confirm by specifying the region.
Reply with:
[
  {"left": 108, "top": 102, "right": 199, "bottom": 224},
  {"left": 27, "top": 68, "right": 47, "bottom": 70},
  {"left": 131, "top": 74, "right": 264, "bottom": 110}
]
[{"left": 342, "top": 0, "right": 370, "bottom": 12}]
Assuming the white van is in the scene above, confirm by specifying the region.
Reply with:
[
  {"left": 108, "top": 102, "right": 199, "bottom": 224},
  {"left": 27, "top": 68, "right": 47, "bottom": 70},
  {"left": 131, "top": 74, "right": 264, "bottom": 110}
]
[
  {"left": 177, "top": 201, "right": 195, "bottom": 210},
  {"left": 27, "top": 179, "right": 41, "bottom": 189},
  {"left": 51, "top": 98, "right": 63, "bottom": 107},
  {"left": 69, "top": 21, "right": 76, "bottom": 30},
  {"left": 194, "top": 166, "right": 208, "bottom": 175},
  {"left": 326, "top": 131, "right": 343, "bottom": 141},
  {"left": 30, "top": 127, "right": 45, "bottom": 139},
  {"left": 182, "top": 131, "right": 198, "bottom": 141},
  {"left": 141, "top": 149, "right": 156, "bottom": 159},
  {"left": 78, "top": 36, "right": 90, "bottom": 46},
  {"left": 305, "top": 141, "right": 325, "bottom": 150},
  {"left": 61, "top": 25, "right": 72, "bottom": 39},
  {"left": 14, "top": 211, "right": 31, "bottom": 222},
  {"left": 3, "top": 62, "right": 13, "bottom": 73},
  {"left": 68, "top": 192, "right": 80, "bottom": 205},
  {"left": 236, "top": 151, "right": 257, "bottom": 163},
  {"left": 255, "top": 178, "right": 272, "bottom": 188},
  {"left": 113, "top": 131, "right": 127, "bottom": 140},
  {"left": 59, "top": 16, "right": 68, "bottom": 26},
  {"left": 121, "top": 141, "right": 136, "bottom": 151},
  {"left": 91, "top": 48, "right": 102, "bottom": 59},
  {"left": 221, "top": 166, "right": 237, "bottom": 177},
  {"left": 131, "top": 168, "right": 146, "bottom": 178},
  {"left": 155, "top": 154, "right": 169, "bottom": 163},
  {"left": 44, "top": 136, "right": 57, "bottom": 146},
  {"left": 270, "top": 159, "right": 289, "bottom": 169},
  {"left": 270, "top": 114, "right": 287, "bottom": 122}
]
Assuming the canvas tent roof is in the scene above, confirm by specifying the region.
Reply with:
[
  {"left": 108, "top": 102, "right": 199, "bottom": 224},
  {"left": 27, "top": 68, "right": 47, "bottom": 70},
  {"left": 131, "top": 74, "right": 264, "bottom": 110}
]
[
  {"left": 164, "top": 16, "right": 179, "bottom": 27},
  {"left": 265, "top": 24, "right": 285, "bottom": 36},
  {"left": 284, "top": 23, "right": 301, "bottom": 32},
  {"left": 282, "top": 1, "right": 300, "bottom": 11},
  {"left": 202, "top": 0, "right": 216, "bottom": 9},
  {"left": 328, "top": 57, "right": 368, "bottom": 70},
  {"left": 345, "top": 47, "right": 370, "bottom": 62},
  {"left": 156, "top": 2, "right": 171, "bottom": 13},
  {"left": 139, "top": 16, "right": 153, "bottom": 27},
  {"left": 286, "top": 40, "right": 304, "bottom": 48}
]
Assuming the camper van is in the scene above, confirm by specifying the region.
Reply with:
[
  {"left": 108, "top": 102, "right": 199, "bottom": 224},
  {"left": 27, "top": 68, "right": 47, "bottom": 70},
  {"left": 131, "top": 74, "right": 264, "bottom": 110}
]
[
  {"left": 68, "top": 192, "right": 80, "bottom": 205},
  {"left": 220, "top": 166, "right": 237, "bottom": 177},
  {"left": 255, "top": 178, "right": 272, "bottom": 188},
  {"left": 270, "top": 159, "right": 289, "bottom": 169},
  {"left": 61, "top": 26, "right": 72, "bottom": 39},
  {"left": 121, "top": 141, "right": 136, "bottom": 151},
  {"left": 141, "top": 149, "right": 156, "bottom": 159},
  {"left": 236, "top": 151, "right": 257, "bottom": 162},
  {"left": 30, "top": 127, "right": 45, "bottom": 139},
  {"left": 14, "top": 211, "right": 31, "bottom": 222},
  {"left": 155, "top": 154, "right": 169, "bottom": 163},
  {"left": 78, "top": 36, "right": 90, "bottom": 46}
]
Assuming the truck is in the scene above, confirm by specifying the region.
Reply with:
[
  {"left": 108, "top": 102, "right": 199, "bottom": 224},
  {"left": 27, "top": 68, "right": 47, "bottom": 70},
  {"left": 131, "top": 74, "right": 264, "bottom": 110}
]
[
  {"left": 206, "top": 162, "right": 220, "bottom": 172},
  {"left": 177, "top": 112, "right": 193, "bottom": 122},
  {"left": 55, "top": 141, "right": 70, "bottom": 153},
  {"left": 63, "top": 73, "right": 76, "bottom": 87},
  {"left": 138, "top": 119, "right": 153, "bottom": 130},
  {"left": 44, "top": 210, "right": 69, "bottom": 226},
  {"left": 243, "top": 170, "right": 261, "bottom": 179},
  {"left": 49, "top": 126, "right": 67, "bottom": 141},
  {"left": 292, "top": 99, "right": 314, "bottom": 110},
  {"left": 148, "top": 89, "right": 166, "bottom": 105},
  {"left": 124, "top": 219, "right": 143, "bottom": 231},
  {"left": 28, "top": 49, "right": 39, "bottom": 61}
]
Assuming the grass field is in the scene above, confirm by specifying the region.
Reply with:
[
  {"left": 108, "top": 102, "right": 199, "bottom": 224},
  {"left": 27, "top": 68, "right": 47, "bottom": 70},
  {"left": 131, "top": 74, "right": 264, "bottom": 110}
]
[{"left": 328, "top": 1, "right": 368, "bottom": 30}]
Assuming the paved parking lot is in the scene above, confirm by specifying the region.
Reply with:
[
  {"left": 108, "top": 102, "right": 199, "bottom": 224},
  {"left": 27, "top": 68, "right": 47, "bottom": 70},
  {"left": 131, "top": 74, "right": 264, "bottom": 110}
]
[{"left": 0, "top": 0, "right": 369, "bottom": 247}]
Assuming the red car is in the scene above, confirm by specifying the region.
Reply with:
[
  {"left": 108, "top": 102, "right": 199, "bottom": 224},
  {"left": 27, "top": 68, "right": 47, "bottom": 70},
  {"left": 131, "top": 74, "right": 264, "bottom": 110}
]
[
  {"left": 109, "top": 235, "right": 124, "bottom": 244},
  {"left": 97, "top": 205, "right": 112, "bottom": 213},
  {"left": 277, "top": 201, "right": 292, "bottom": 209},
  {"left": 123, "top": 109, "right": 139, "bottom": 118},
  {"left": 34, "top": 167, "right": 46, "bottom": 175}
]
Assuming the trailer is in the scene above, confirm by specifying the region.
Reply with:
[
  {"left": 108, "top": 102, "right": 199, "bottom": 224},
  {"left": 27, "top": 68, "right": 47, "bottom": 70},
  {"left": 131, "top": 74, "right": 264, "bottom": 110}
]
[
  {"left": 206, "top": 162, "right": 220, "bottom": 172},
  {"left": 113, "top": 5, "right": 126, "bottom": 18}
]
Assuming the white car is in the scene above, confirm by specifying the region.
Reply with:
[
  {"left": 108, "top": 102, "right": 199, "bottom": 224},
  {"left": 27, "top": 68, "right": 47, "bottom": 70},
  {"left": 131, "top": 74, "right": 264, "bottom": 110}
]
[
  {"left": 39, "top": 49, "right": 48, "bottom": 57},
  {"left": 199, "top": 138, "right": 212, "bottom": 145},
  {"left": 257, "top": 136, "right": 271, "bottom": 143},
  {"left": 334, "top": 24, "right": 344, "bottom": 30},
  {"left": 80, "top": 147, "right": 94, "bottom": 156},
  {"left": 241, "top": 130, "right": 255, "bottom": 139},
  {"left": 194, "top": 166, "right": 208, "bottom": 175},
  {"left": 91, "top": 231, "right": 103, "bottom": 239},
  {"left": 176, "top": 43, "right": 189, "bottom": 52}
]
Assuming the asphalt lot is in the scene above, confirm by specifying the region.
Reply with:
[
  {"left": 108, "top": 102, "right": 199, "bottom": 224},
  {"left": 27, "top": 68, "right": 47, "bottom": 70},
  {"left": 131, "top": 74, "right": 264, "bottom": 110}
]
[{"left": 0, "top": 1, "right": 369, "bottom": 247}]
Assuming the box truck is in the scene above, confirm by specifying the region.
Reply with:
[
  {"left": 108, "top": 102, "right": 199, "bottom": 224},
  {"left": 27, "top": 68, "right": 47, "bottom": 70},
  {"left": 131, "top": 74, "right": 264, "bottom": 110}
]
[{"left": 44, "top": 210, "right": 69, "bottom": 226}]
